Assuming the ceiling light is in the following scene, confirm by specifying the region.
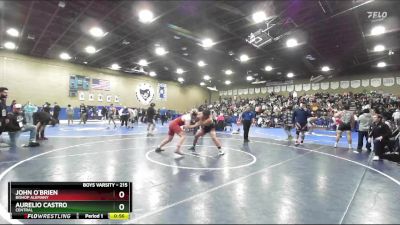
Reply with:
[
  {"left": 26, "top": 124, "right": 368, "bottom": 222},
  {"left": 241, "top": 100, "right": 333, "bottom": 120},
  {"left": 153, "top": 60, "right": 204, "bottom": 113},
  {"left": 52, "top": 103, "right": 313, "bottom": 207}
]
[
  {"left": 252, "top": 11, "right": 267, "bottom": 24},
  {"left": 149, "top": 71, "right": 157, "bottom": 77},
  {"left": 200, "top": 82, "right": 205, "bottom": 86},
  {"left": 110, "top": 63, "right": 120, "bottom": 70},
  {"left": 139, "top": 9, "right": 154, "bottom": 24},
  {"left": 286, "top": 38, "right": 298, "bottom": 48},
  {"left": 138, "top": 59, "right": 148, "bottom": 67},
  {"left": 240, "top": 54, "right": 249, "bottom": 62},
  {"left": 371, "top": 25, "right": 386, "bottom": 36},
  {"left": 89, "top": 27, "right": 105, "bottom": 38},
  {"left": 3, "top": 41, "right": 16, "bottom": 50},
  {"left": 198, "top": 60, "right": 206, "bottom": 67},
  {"left": 176, "top": 68, "right": 184, "bottom": 74},
  {"left": 203, "top": 75, "right": 211, "bottom": 80},
  {"left": 85, "top": 45, "right": 96, "bottom": 54},
  {"left": 59, "top": 52, "right": 71, "bottom": 60},
  {"left": 377, "top": 62, "right": 386, "bottom": 68},
  {"left": 374, "top": 44, "right": 385, "bottom": 52},
  {"left": 225, "top": 80, "right": 231, "bottom": 85},
  {"left": 83, "top": 61, "right": 88, "bottom": 64},
  {"left": 321, "top": 66, "right": 330, "bottom": 72},
  {"left": 178, "top": 77, "right": 184, "bottom": 83},
  {"left": 265, "top": 65, "right": 272, "bottom": 71},
  {"left": 287, "top": 72, "right": 294, "bottom": 78},
  {"left": 225, "top": 69, "right": 233, "bottom": 75},
  {"left": 201, "top": 38, "right": 214, "bottom": 48},
  {"left": 155, "top": 47, "right": 167, "bottom": 56},
  {"left": 388, "top": 50, "right": 394, "bottom": 55},
  {"left": 6, "top": 28, "right": 19, "bottom": 37},
  {"left": 246, "top": 76, "right": 254, "bottom": 81}
]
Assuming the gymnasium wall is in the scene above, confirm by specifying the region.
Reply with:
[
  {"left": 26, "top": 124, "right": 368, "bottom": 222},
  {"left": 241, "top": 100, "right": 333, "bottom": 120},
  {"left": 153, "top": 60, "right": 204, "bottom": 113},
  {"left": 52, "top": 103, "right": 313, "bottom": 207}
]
[
  {"left": 0, "top": 51, "right": 210, "bottom": 113},
  {"left": 211, "top": 71, "right": 400, "bottom": 102}
]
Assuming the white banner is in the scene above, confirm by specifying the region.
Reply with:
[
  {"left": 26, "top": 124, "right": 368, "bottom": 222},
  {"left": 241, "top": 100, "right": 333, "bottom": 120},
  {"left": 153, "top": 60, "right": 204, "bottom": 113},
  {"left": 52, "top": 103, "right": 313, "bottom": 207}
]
[
  {"left": 261, "top": 87, "right": 267, "bottom": 94},
  {"left": 228, "top": 90, "right": 233, "bottom": 95},
  {"left": 243, "top": 89, "right": 249, "bottom": 95},
  {"left": 383, "top": 77, "right": 395, "bottom": 86},
  {"left": 312, "top": 83, "right": 320, "bottom": 90},
  {"left": 397, "top": 77, "right": 400, "bottom": 85},
  {"left": 79, "top": 92, "right": 85, "bottom": 101},
  {"left": 255, "top": 88, "right": 261, "bottom": 94},
  {"left": 274, "top": 86, "right": 281, "bottom": 92},
  {"left": 371, "top": 78, "right": 382, "bottom": 87},
  {"left": 97, "top": 93, "right": 103, "bottom": 102},
  {"left": 248, "top": 88, "right": 254, "bottom": 94},
  {"left": 238, "top": 89, "right": 243, "bottom": 95},
  {"left": 224, "top": 91, "right": 228, "bottom": 96},
  {"left": 219, "top": 91, "right": 223, "bottom": 96},
  {"left": 330, "top": 81, "right": 339, "bottom": 90},
  {"left": 281, "top": 85, "right": 286, "bottom": 92},
  {"left": 340, "top": 81, "right": 350, "bottom": 89},
  {"left": 321, "top": 82, "right": 329, "bottom": 90},
  {"left": 303, "top": 83, "right": 311, "bottom": 91},
  {"left": 351, "top": 80, "right": 361, "bottom": 88},
  {"left": 232, "top": 89, "right": 237, "bottom": 95},
  {"left": 267, "top": 86, "right": 274, "bottom": 93},
  {"left": 362, "top": 79, "right": 370, "bottom": 87},
  {"left": 287, "top": 85, "right": 294, "bottom": 92},
  {"left": 88, "top": 93, "right": 94, "bottom": 101},
  {"left": 295, "top": 84, "right": 302, "bottom": 91}
]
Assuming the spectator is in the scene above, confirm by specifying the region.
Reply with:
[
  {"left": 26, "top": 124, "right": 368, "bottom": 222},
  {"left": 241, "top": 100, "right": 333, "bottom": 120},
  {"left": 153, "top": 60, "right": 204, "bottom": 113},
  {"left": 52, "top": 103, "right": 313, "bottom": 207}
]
[
  {"left": 356, "top": 109, "right": 372, "bottom": 153},
  {"left": 0, "top": 87, "right": 9, "bottom": 136},
  {"left": 53, "top": 102, "right": 61, "bottom": 125},
  {"left": 79, "top": 103, "right": 87, "bottom": 125},
  {"left": 369, "top": 114, "right": 392, "bottom": 161},
  {"left": 23, "top": 101, "right": 38, "bottom": 125},
  {"left": 66, "top": 104, "right": 74, "bottom": 125},
  {"left": 146, "top": 103, "right": 156, "bottom": 136}
]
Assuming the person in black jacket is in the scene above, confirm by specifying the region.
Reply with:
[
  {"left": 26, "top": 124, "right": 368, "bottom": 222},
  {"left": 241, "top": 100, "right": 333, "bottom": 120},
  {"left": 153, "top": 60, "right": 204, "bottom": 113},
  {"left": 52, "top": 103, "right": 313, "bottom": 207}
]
[
  {"left": 34, "top": 111, "right": 56, "bottom": 140},
  {"left": 369, "top": 114, "right": 392, "bottom": 161},
  {"left": 0, "top": 87, "right": 9, "bottom": 136},
  {"left": 53, "top": 102, "right": 61, "bottom": 125},
  {"left": 79, "top": 103, "right": 87, "bottom": 125},
  {"left": 5, "top": 104, "right": 40, "bottom": 148},
  {"left": 146, "top": 103, "right": 156, "bottom": 136}
]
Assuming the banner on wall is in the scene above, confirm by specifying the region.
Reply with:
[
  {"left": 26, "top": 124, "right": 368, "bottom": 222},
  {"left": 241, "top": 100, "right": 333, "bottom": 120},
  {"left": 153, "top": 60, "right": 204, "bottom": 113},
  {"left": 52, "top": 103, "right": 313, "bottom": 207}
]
[
  {"left": 274, "top": 86, "right": 281, "bottom": 92},
  {"left": 397, "top": 77, "right": 400, "bottom": 85},
  {"left": 158, "top": 83, "right": 167, "bottom": 100},
  {"left": 97, "top": 94, "right": 103, "bottom": 102},
  {"left": 248, "top": 88, "right": 254, "bottom": 94},
  {"left": 136, "top": 83, "right": 155, "bottom": 105},
  {"left": 228, "top": 90, "right": 233, "bottom": 95},
  {"left": 330, "top": 81, "right": 339, "bottom": 90},
  {"left": 362, "top": 79, "right": 370, "bottom": 87},
  {"left": 106, "top": 95, "right": 112, "bottom": 102},
  {"left": 351, "top": 80, "right": 361, "bottom": 88},
  {"left": 287, "top": 85, "right": 294, "bottom": 92},
  {"left": 238, "top": 89, "right": 243, "bottom": 95},
  {"left": 88, "top": 93, "right": 94, "bottom": 101},
  {"left": 79, "top": 92, "right": 85, "bottom": 101},
  {"left": 255, "top": 88, "right": 261, "bottom": 94},
  {"left": 383, "top": 77, "right": 395, "bottom": 86},
  {"left": 243, "top": 88, "right": 249, "bottom": 95},
  {"left": 219, "top": 91, "right": 223, "bottom": 96},
  {"left": 261, "top": 87, "right": 267, "bottom": 94},
  {"left": 267, "top": 86, "right": 274, "bottom": 93},
  {"left": 371, "top": 78, "right": 382, "bottom": 87},
  {"left": 281, "top": 85, "right": 286, "bottom": 92},
  {"left": 114, "top": 95, "right": 119, "bottom": 103},
  {"left": 303, "top": 83, "right": 311, "bottom": 91},
  {"left": 265, "top": 80, "right": 293, "bottom": 86},
  {"left": 295, "top": 84, "right": 302, "bottom": 91},
  {"left": 232, "top": 89, "right": 237, "bottom": 95},
  {"left": 340, "top": 81, "right": 350, "bottom": 89},
  {"left": 321, "top": 82, "right": 329, "bottom": 90},
  {"left": 312, "top": 83, "right": 320, "bottom": 91}
]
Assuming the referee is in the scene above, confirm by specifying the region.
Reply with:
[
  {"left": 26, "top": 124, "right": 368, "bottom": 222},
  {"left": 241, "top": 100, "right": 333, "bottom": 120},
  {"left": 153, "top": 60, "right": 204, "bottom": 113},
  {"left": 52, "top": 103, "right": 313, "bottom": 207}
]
[{"left": 241, "top": 106, "right": 255, "bottom": 142}]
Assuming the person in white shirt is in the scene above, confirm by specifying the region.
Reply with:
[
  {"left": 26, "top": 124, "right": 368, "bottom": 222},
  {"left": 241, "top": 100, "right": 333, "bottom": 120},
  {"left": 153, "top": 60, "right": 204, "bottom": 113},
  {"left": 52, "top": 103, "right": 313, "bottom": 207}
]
[{"left": 392, "top": 109, "right": 400, "bottom": 128}]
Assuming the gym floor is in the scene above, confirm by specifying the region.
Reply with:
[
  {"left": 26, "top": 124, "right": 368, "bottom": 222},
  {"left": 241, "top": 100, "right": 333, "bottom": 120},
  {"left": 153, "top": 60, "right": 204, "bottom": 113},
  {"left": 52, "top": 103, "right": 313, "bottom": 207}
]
[{"left": 0, "top": 121, "right": 399, "bottom": 224}]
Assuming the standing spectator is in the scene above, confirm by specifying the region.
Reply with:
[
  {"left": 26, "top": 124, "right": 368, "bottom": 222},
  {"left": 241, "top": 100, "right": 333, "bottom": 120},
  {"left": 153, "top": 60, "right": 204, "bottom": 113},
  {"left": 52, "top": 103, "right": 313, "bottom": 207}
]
[
  {"left": 282, "top": 106, "right": 294, "bottom": 140},
  {"left": 160, "top": 107, "right": 167, "bottom": 126},
  {"left": 392, "top": 109, "right": 400, "bottom": 128},
  {"left": 101, "top": 106, "right": 108, "bottom": 121},
  {"left": 146, "top": 103, "right": 156, "bottom": 136},
  {"left": 53, "top": 102, "right": 61, "bottom": 125},
  {"left": 9, "top": 100, "right": 16, "bottom": 112},
  {"left": 334, "top": 105, "right": 355, "bottom": 149},
  {"left": 120, "top": 106, "right": 129, "bottom": 128},
  {"left": 369, "top": 114, "right": 392, "bottom": 161},
  {"left": 66, "top": 104, "right": 74, "bottom": 126},
  {"left": 23, "top": 101, "right": 38, "bottom": 125},
  {"left": 241, "top": 106, "right": 256, "bottom": 142},
  {"left": 0, "top": 87, "right": 9, "bottom": 136},
  {"left": 356, "top": 109, "right": 372, "bottom": 153},
  {"left": 79, "top": 103, "right": 87, "bottom": 125},
  {"left": 108, "top": 104, "right": 117, "bottom": 129}
]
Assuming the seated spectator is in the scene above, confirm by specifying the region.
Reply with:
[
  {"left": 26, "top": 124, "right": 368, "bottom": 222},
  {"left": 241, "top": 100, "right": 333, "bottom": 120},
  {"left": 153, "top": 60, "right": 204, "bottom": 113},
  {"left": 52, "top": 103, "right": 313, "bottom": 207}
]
[{"left": 4, "top": 104, "right": 40, "bottom": 148}]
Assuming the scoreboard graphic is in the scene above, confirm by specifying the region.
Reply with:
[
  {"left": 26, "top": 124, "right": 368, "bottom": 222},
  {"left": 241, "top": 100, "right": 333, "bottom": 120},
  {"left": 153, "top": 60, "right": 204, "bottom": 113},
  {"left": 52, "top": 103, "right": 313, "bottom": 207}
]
[{"left": 8, "top": 182, "right": 132, "bottom": 220}]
